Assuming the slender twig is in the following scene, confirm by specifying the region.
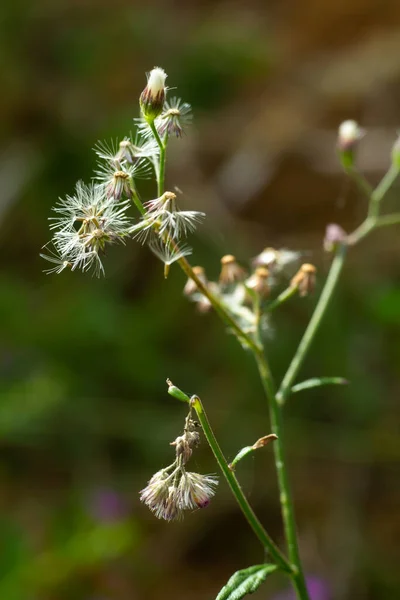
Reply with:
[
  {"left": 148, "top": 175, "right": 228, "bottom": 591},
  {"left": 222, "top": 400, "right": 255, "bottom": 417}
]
[
  {"left": 150, "top": 121, "right": 166, "bottom": 196},
  {"left": 266, "top": 285, "right": 298, "bottom": 313},
  {"left": 345, "top": 166, "right": 374, "bottom": 200},
  {"left": 276, "top": 244, "right": 347, "bottom": 406},
  {"left": 369, "top": 164, "right": 399, "bottom": 218},
  {"left": 189, "top": 394, "right": 294, "bottom": 574}
]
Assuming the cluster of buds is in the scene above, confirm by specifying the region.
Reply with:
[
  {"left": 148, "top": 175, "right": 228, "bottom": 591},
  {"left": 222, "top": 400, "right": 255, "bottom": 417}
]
[
  {"left": 245, "top": 267, "right": 270, "bottom": 299},
  {"left": 290, "top": 263, "right": 317, "bottom": 297},
  {"left": 183, "top": 247, "right": 305, "bottom": 334},
  {"left": 140, "top": 411, "right": 218, "bottom": 521}
]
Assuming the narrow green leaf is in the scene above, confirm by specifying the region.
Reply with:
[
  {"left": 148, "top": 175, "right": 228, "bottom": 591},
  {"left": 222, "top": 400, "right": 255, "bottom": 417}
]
[
  {"left": 215, "top": 564, "right": 277, "bottom": 600},
  {"left": 291, "top": 377, "right": 348, "bottom": 394}
]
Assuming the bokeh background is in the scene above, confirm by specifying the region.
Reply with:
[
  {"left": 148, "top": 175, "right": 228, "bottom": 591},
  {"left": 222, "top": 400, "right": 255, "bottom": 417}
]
[{"left": 1, "top": 1, "right": 400, "bottom": 599}]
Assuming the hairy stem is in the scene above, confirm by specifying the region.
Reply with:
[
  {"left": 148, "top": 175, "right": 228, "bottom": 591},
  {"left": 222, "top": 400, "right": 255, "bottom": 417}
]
[
  {"left": 254, "top": 352, "right": 310, "bottom": 600},
  {"left": 190, "top": 394, "right": 293, "bottom": 574}
]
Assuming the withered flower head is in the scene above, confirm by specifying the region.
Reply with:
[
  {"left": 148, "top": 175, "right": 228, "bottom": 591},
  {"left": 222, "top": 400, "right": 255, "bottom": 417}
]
[
  {"left": 219, "top": 255, "right": 247, "bottom": 285},
  {"left": 177, "top": 472, "right": 218, "bottom": 510},
  {"left": 140, "top": 408, "right": 218, "bottom": 521},
  {"left": 290, "top": 263, "right": 316, "bottom": 297},
  {"left": 158, "top": 97, "right": 192, "bottom": 138}
]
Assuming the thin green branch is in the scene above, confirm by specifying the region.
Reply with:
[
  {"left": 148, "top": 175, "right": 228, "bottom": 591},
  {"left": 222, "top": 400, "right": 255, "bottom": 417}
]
[
  {"left": 369, "top": 164, "right": 399, "bottom": 218},
  {"left": 345, "top": 166, "right": 374, "bottom": 200},
  {"left": 291, "top": 377, "right": 348, "bottom": 394},
  {"left": 266, "top": 285, "right": 298, "bottom": 313},
  {"left": 150, "top": 121, "right": 166, "bottom": 196},
  {"left": 276, "top": 244, "right": 347, "bottom": 406}
]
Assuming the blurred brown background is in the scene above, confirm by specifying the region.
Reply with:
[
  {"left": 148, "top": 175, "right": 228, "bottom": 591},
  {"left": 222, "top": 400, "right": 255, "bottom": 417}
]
[{"left": 0, "top": 1, "right": 400, "bottom": 599}]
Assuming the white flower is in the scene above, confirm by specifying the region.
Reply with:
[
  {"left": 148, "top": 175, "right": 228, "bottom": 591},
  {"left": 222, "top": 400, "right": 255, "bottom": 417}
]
[{"left": 148, "top": 236, "right": 192, "bottom": 266}]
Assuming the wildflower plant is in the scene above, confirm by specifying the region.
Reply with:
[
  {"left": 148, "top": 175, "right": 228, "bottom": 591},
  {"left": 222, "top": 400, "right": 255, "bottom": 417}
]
[{"left": 42, "top": 67, "right": 400, "bottom": 600}]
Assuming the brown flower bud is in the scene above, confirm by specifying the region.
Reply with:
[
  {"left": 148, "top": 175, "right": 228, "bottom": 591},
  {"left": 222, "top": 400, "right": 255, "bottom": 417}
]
[
  {"left": 246, "top": 267, "right": 270, "bottom": 298},
  {"left": 219, "top": 255, "right": 247, "bottom": 285},
  {"left": 290, "top": 263, "right": 316, "bottom": 297}
]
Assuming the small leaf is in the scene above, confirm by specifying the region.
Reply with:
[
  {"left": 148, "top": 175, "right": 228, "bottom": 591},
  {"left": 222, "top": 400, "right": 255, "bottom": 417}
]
[
  {"left": 229, "top": 435, "right": 278, "bottom": 470},
  {"left": 215, "top": 564, "right": 277, "bottom": 600},
  {"left": 291, "top": 377, "right": 348, "bottom": 394}
]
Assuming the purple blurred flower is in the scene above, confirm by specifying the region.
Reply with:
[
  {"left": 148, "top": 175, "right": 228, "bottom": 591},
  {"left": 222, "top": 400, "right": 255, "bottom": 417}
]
[
  {"left": 273, "top": 576, "right": 331, "bottom": 600},
  {"left": 89, "top": 488, "right": 128, "bottom": 523}
]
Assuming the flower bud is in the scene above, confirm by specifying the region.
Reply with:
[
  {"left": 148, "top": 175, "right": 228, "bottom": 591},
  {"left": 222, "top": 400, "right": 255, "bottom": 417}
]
[
  {"left": 219, "top": 255, "right": 247, "bottom": 285},
  {"left": 140, "top": 67, "right": 167, "bottom": 123},
  {"left": 337, "top": 120, "right": 364, "bottom": 169},
  {"left": 245, "top": 267, "right": 270, "bottom": 298},
  {"left": 323, "top": 223, "right": 347, "bottom": 252},
  {"left": 290, "top": 263, "right": 316, "bottom": 297}
]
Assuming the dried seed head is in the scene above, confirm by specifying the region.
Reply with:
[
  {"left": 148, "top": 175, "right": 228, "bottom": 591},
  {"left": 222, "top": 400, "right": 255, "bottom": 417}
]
[
  {"left": 158, "top": 97, "right": 192, "bottom": 138},
  {"left": 290, "top": 263, "right": 316, "bottom": 297},
  {"left": 246, "top": 267, "right": 270, "bottom": 298},
  {"left": 140, "top": 67, "right": 167, "bottom": 122},
  {"left": 219, "top": 255, "right": 247, "bottom": 285},
  {"left": 177, "top": 472, "right": 218, "bottom": 510},
  {"left": 171, "top": 435, "right": 193, "bottom": 464}
]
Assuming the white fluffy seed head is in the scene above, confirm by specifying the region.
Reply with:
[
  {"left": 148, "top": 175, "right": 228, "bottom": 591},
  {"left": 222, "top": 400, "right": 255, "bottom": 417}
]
[{"left": 147, "top": 67, "right": 167, "bottom": 95}]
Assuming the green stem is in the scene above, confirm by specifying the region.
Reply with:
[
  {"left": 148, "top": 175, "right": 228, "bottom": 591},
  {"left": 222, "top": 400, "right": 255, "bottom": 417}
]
[
  {"left": 276, "top": 244, "right": 347, "bottom": 406},
  {"left": 369, "top": 164, "right": 399, "bottom": 218},
  {"left": 254, "top": 353, "right": 310, "bottom": 600},
  {"left": 190, "top": 394, "right": 293, "bottom": 575},
  {"left": 150, "top": 121, "right": 166, "bottom": 196},
  {"left": 345, "top": 166, "right": 374, "bottom": 200},
  {"left": 266, "top": 285, "right": 298, "bottom": 313},
  {"left": 375, "top": 213, "right": 400, "bottom": 227},
  {"left": 130, "top": 184, "right": 146, "bottom": 216}
]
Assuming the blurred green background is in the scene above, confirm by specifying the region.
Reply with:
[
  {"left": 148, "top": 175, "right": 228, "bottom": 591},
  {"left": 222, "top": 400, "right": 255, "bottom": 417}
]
[{"left": 0, "top": 1, "right": 400, "bottom": 599}]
